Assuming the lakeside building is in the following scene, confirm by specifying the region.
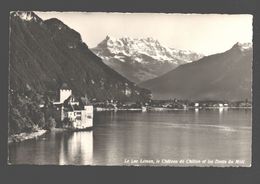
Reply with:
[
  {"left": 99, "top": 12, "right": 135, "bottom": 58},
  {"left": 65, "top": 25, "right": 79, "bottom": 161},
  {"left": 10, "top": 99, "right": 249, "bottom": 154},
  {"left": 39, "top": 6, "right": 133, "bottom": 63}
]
[{"left": 53, "top": 84, "right": 93, "bottom": 130}]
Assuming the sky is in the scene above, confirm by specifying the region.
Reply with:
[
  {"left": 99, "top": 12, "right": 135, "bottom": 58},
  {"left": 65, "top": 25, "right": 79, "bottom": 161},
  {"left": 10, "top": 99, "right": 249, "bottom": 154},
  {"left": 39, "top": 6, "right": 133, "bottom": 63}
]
[{"left": 36, "top": 12, "right": 252, "bottom": 55}]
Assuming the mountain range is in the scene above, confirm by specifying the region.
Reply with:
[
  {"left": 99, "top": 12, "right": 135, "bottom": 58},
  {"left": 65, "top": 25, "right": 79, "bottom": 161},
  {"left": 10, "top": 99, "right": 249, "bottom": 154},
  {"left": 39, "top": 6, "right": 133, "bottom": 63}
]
[
  {"left": 92, "top": 36, "right": 203, "bottom": 83},
  {"left": 140, "top": 42, "right": 252, "bottom": 101},
  {"left": 9, "top": 11, "right": 253, "bottom": 103}
]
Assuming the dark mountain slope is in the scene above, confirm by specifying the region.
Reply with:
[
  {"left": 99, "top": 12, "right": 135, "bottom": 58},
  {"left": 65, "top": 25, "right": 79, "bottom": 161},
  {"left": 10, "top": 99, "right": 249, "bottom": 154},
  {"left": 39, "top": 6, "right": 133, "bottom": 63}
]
[
  {"left": 9, "top": 11, "right": 150, "bottom": 101},
  {"left": 140, "top": 43, "right": 252, "bottom": 101}
]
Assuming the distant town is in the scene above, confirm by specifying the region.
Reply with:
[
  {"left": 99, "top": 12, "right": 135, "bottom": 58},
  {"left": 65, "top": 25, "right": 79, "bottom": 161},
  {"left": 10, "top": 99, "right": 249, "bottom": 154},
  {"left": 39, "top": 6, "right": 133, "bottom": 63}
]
[{"left": 90, "top": 98, "right": 252, "bottom": 112}]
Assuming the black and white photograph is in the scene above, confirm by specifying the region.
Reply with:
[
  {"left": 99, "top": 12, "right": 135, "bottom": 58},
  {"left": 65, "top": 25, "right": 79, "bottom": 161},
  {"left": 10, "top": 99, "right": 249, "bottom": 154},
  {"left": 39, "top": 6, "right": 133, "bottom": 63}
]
[{"left": 8, "top": 11, "right": 252, "bottom": 166}]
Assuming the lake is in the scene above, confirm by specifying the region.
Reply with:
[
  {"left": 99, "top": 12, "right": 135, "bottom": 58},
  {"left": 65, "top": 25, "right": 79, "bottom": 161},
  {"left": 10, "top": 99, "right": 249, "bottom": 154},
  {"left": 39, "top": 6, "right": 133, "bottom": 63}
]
[{"left": 8, "top": 109, "right": 252, "bottom": 166}]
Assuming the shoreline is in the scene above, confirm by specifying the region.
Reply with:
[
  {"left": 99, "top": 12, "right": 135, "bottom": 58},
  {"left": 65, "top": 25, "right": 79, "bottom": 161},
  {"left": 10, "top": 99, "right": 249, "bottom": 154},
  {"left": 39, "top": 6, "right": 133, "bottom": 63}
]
[
  {"left": 8, "top": 127, "right": 76, "bottom": 144},
  {"left": 8, "top": 129, "right": 47, "bottom": 144},
  {"left": 8, "top": 128, "right": 70, "bottom": 144},
  {"left": 8, "top": 127, "right": 94, "bottom": 144}
]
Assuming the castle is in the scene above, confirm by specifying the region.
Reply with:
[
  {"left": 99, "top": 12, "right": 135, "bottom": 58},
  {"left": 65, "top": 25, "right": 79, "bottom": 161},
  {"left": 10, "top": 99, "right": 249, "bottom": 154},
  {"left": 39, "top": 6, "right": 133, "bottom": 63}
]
[{"left": 53, "top": 84, "right": 93, "bottom": 130}]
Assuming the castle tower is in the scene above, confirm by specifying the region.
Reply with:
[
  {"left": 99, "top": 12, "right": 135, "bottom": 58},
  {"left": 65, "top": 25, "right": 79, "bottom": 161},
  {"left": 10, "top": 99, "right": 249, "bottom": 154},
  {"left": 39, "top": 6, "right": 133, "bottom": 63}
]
[{"left": 60, "top": 83, "right": 72, "bottom": 103}]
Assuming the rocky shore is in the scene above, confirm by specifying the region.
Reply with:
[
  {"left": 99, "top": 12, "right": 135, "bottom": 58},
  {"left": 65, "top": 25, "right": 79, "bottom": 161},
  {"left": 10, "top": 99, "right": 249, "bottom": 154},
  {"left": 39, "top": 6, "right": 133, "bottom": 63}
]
[{"left": 8, "top": 129, "right": 47, "bottom": 144}]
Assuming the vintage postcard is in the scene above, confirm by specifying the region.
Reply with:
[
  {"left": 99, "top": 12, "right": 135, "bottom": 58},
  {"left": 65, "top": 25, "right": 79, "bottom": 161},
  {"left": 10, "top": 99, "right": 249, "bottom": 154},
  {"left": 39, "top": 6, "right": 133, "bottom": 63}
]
[{"left": 8, "top": 11, "right": 252, "bottom": 166}]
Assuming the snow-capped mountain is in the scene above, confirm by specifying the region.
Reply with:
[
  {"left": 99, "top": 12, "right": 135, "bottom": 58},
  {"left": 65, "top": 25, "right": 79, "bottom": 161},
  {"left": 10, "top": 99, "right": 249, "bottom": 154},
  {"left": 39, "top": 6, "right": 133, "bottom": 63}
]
[{"left": 92, "top": 36, "right": 204, "bottom": 83}]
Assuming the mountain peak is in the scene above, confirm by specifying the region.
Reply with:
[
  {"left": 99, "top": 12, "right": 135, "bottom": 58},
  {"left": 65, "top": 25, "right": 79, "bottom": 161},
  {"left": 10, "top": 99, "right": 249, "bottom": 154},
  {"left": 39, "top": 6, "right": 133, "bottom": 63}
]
[
  {"left": 94, "top": 36, "right": 203, "bottom": 62},
  {"left": 232, "top": 42, "right": 252, "bottom": 52},
  {"left": 103, "top": 36, "right": 159, "bottom": 43},
  {"left": 144, "top": 37, "right": 157, "bottom": 42},
  {"left": 11, "top": 11, "right": 41, "bottom": 22}
]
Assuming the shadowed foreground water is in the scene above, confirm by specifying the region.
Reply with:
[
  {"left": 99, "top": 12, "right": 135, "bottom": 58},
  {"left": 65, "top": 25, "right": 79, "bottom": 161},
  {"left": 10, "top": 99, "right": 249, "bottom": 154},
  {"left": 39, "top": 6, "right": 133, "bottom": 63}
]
[{"left": 9, "top": 109, "right": 252, "bottom": 166}]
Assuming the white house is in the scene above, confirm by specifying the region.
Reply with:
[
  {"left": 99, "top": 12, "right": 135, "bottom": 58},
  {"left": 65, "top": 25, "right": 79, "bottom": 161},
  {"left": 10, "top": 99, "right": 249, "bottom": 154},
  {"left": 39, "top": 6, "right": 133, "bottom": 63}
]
[{"left": 194, "top": 103, "right": 200, "bottom": 107}]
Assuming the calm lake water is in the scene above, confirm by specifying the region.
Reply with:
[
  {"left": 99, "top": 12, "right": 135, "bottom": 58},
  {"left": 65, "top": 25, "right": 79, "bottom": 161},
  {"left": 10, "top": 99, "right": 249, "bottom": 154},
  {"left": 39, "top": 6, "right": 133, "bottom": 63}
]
[{"left": 8, "top": 109, "right": 252, "bottom": 166}]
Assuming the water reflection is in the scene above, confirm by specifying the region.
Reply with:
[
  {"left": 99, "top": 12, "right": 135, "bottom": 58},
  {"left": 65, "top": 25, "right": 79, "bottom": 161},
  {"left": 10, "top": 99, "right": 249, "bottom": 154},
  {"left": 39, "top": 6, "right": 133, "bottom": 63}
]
[{"left": 59, "top": 131, "right": 93, "bottom": 165}]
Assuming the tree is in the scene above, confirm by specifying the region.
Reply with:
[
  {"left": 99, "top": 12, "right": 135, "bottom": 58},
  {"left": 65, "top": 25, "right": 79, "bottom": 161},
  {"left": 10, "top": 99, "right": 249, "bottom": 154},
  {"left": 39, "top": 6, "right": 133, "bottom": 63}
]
[
  {"left": 61, "top": 117, "right": 72, "bottom": 128},
  {"left": 46, "top": 117, "right": 56, "bottom": 130}
]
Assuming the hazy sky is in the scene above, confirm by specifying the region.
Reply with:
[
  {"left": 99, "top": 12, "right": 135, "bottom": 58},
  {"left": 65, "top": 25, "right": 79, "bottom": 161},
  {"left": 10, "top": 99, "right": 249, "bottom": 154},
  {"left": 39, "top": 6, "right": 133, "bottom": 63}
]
[{"left": 36, "top": 12, "right": 252, "bottom": 55}]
